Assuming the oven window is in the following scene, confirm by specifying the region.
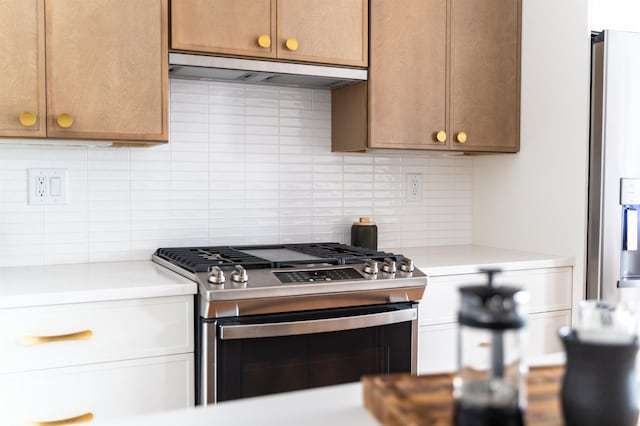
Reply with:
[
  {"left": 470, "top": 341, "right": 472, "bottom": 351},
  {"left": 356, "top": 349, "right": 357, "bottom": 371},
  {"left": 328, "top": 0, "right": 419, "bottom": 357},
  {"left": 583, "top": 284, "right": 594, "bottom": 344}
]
[{"left": 216, "top": 321, "right": 411, "bottom": 401}]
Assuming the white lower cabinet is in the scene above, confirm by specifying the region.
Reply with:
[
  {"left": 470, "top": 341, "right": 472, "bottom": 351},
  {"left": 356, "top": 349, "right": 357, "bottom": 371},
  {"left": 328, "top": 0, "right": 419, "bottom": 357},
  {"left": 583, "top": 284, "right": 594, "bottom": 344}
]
[
  {"left": 0, "top": 354, "right": 194, "bottom": 425},
  {"left": 418, "top": 322, "right": 459, "bottom": 375},
  {"left": 0, "top": 295, "right": 195, "bottom": 424},
  {"left": 418, "top": 310, "right": 571, "bottom": 374},
  {"left": 0, "top": 295, "right": 194, "bottom": 373},
  {"left": 417, "top": 267, "right": 573, "bottom": 374}
]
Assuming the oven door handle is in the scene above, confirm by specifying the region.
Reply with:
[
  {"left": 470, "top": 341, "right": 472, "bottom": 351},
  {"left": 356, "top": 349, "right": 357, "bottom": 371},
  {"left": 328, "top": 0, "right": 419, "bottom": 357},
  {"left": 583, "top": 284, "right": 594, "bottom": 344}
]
[{"left": 218, "top": 308, "right": 417, "bottom": 340}]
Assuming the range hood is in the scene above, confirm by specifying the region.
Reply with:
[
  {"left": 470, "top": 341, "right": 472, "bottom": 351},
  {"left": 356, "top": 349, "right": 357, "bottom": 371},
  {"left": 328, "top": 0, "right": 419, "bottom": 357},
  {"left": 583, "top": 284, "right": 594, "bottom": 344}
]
[{"left": 169, "top": 53, "right": 367, "bottom": 89}]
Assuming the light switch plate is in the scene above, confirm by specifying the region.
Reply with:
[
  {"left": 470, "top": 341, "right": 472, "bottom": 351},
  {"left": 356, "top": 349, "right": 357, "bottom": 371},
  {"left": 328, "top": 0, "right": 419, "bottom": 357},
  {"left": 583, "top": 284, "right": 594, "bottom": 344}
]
[{"left": 28, "top": 169, "right": 69, "bottom": 205}]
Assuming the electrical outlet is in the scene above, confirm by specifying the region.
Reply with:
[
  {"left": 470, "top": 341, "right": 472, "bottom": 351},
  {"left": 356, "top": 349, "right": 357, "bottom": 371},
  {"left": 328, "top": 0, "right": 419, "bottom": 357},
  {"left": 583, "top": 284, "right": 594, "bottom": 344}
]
[
  {"left": 406, "top": 173, "right": 423, "bottom": 202},
  {"left": 28, "top": 169, "right": 69, "bottom": 205},
  {"left": 35, "top": 176, "right": 47, "bottom": 199}
]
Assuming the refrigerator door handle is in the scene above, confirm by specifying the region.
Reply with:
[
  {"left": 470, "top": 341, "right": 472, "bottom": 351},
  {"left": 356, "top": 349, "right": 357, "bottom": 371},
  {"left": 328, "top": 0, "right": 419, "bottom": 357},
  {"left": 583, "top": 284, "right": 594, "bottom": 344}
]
[{"left": 626, "top": 209, "right": 638, "bottom": 251}]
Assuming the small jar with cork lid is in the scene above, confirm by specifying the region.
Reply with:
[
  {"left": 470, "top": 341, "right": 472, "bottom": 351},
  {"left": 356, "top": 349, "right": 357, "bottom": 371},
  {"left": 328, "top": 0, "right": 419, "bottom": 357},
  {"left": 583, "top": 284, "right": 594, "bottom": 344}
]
[{"left": 351, "top": 217, "right": 378, "bottom": 250}]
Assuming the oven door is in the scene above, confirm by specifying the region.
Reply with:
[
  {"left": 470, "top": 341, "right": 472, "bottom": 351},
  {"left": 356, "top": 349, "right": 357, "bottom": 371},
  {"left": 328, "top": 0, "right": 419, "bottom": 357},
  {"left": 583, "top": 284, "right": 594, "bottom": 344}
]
[{"left": 198, "top": 302, "right": 418, "bottom": 404}]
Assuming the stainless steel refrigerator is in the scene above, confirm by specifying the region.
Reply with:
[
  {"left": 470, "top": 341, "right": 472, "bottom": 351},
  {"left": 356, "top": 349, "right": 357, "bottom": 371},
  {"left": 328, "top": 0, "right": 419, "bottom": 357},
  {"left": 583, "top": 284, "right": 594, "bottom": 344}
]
[{"left": 587, "top": 30, "right": 640, "bottom": 301}]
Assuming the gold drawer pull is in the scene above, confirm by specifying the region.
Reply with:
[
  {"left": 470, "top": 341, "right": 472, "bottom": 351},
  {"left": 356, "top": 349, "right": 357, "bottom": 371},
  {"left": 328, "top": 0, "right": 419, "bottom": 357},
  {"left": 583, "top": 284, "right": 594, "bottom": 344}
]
[
  {"left": 478, "top": 341, "right": 491, "bottom": 348},
  {"left": 285, "top": 37, "right": 298, "bottom": 51},
  {"left": 257, "top": 34, "right": 271, "bottom": 48},
  {"left": 19, "top": 329, "right": 93, "bottom": 346},
  {"left": 19, "top": 111, "right": 38, "bottom": 127},
  {"left": 456, "top": 131, "right": 468, "bottom": 144},
  {"left": 435, "top": 130, "right": 447, "bottom": 143},
  {"left": 56, "top": 113, "right": 74, "bottom": 129},
  {"left": 24, "top": 412, "right": 94, "bottom": 426}
]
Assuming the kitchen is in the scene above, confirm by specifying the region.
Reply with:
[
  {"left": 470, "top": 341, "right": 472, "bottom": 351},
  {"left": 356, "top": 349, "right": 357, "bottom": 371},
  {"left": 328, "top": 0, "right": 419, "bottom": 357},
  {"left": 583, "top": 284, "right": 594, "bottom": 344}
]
[{"left": 0, "top": 0, "right": 632, "bottom": 424}]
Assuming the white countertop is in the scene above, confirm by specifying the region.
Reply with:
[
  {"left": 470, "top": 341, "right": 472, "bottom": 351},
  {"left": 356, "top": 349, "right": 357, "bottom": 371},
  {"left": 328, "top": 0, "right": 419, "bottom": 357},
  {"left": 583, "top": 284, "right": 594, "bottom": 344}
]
[
  {"left": 94, "top": 382, "right": 377, "bottom": 426},
  {"left": 0, "top": 261, "right": 197, "bottom": 308},
  {"left": 389, "top": 245, "right": 574, "bottom": 276}
]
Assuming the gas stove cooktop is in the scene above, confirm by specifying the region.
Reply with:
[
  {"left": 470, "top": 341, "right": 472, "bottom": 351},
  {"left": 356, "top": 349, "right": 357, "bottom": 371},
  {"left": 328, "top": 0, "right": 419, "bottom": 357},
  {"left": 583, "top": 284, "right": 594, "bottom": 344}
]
[{"left": 153, "top": 242, "right": 403, "bottom": 273}]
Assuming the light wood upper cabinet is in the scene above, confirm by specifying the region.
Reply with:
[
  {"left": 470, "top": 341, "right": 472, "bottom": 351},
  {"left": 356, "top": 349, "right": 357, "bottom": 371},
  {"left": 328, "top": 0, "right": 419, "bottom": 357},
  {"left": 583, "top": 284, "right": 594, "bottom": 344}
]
[
  {"left": 170, "top": 0, "right": 368, "bottom": 67},
  {"left": 171, "top": 0, "right": 276, "bottom": 59},
  {"left": 332, "top": 0, "right": 521, "bottom": 153},
  {"left": 45, "top": 0, "right": 168, "bottom": 141},
  {"left": 449, "top": 0, "right": 520, "bottom": 152},
  {"left": 276, "top": 0, "right": 367, "bottom": 67},
  {"left": 0, "top": 0, "right": 167, "bottom": 144},
  {"left": 368, "top": 0, "right": 447, "bottom": 149},
  {"left": 0, "top": 0, "right": 46, "bottom": 138}
]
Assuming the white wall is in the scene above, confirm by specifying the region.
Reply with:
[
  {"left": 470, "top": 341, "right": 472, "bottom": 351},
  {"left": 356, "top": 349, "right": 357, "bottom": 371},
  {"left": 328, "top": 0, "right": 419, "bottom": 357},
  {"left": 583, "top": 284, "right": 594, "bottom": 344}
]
[
  {"left": 0, "top": 80, "right": 473, "bottom": 267},
  {"left": 472, "top": 0, "right": 591, "bottom": 318},
  {"left": 591, "top": 0, "right": 640, "bottom": 32}
]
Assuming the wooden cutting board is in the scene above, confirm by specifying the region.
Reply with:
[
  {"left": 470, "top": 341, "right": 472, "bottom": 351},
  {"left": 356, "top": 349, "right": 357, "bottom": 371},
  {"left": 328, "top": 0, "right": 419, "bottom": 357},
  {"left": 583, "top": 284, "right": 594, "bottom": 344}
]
[{"left": 362, "top": 365, "right": 564, "bottom": 426}]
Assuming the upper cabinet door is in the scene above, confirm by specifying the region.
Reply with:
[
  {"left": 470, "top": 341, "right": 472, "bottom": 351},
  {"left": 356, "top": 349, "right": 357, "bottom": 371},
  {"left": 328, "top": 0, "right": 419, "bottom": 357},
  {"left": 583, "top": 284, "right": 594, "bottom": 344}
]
[
  {"left": 171, "top": 0, "right": 276, "bottom": 58},
  {"left": 277, "top": 0, "right": 368, "bottom": 67},
  {"left": 0, "top": 0, "right": 46, "bottom": 137},
  {"left": 45, "top": 0, "right": 168, "bottom": 141},
  {"left": 449, "top": 0, "right": 521, "bottom": 152},
  {"left": 368, "top": 0, "right": 447, "bottom": 149}
]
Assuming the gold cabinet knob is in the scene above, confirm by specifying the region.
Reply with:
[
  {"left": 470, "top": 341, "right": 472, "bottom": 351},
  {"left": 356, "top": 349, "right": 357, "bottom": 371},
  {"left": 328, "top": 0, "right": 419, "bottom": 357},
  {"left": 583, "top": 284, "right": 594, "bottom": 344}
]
[
  {"left": 456, "top": 131, "right": 468, "bottom": 144},
  {"left": 56, "top": 113, "right": 74, "bottom": 129},
  {"left": 257, "top": 34, "right": 271, "bottom": 48},
  {"left": 285, "top": 37, "right": 299, "bottom": 51},
  {"left": 435, "top": 130, "right": 447, "bottom": 143},
  {"left": 19, "top": 111, "right": 37, "bottom": 127}
]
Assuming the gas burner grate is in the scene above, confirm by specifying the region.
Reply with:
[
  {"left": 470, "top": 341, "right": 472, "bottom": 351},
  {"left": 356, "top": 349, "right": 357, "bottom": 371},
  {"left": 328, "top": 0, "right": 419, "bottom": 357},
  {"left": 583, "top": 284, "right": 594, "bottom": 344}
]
[{"left": 155, "top": 247, "right": 271, "bottom": 273}]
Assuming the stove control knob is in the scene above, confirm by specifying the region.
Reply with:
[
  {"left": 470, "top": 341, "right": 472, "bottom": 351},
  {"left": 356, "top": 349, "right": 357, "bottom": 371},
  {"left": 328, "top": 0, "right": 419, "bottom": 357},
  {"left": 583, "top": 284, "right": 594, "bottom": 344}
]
[
  {"left": 382, "top": 258, "right": 397, "bottom": 274},
  {"left": 399, "top": 258, "right": 414, "bottom": 273},
  {"left": 363, "top": 259, "right": 378, "bottom": 275},
  {"left": 208, "top": 266, "right": 226, "bottom": 285},
  {"left": 231, "top": 265, "right": 248, "bottom": 283}
]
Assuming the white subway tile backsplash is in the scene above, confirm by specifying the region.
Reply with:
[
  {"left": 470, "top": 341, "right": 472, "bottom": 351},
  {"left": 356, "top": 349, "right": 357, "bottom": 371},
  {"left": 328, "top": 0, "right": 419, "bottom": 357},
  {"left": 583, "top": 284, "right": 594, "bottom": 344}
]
[
  {"left": 1, "top": 222, "right": 44, "bottom": 236},
  {"left": 170, "top": 236, "right": 209, "bottom": 247},
  {"left": 281, "top": 193, "right": 312, "bottom": 204},
  {"left": 131, "top": 229, "right": 171, "bottom": 242},
  {"left": 169, "top": 199, "right": 204, "bottom": 211},
  {"left": 0, "top": 80, "right": 472, "bottom": 266},
  {"left": 313, "top": 200, "right": 343, "bottom": 209},
  {"left": 171, "top": 132, "right": 209, "bottom": 144},
  {"left": 279, "top": 127, "right": 307, "bottom": 137},
  {"left": 130, "top": 199, "right": 171, "bottom": 211}
]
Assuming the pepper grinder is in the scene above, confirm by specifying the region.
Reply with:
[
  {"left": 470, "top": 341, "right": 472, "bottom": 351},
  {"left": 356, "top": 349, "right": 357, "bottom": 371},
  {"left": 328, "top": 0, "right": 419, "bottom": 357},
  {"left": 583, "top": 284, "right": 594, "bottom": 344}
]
[
  {"left": 559, "top": 301, "right": 639, "bottom": 426},
  {"left": 453, "top": 269, "right": 529, "bottom": 426}
]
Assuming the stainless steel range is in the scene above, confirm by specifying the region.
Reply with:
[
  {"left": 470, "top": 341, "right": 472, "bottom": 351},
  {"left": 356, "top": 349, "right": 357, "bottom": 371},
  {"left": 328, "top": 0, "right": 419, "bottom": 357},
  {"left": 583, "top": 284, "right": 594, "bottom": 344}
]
[{"left": 152, "top": 242, "right": 427, "bottom": 405}]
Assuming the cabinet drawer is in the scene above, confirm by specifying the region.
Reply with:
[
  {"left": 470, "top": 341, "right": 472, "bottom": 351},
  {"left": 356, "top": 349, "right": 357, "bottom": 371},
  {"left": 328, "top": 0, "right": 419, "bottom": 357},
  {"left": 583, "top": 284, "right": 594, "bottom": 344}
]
[
  {"left": 417, "top": 310, "right": 571, "bottom": 375},
  {"left": 0, "top": 353, "right": 194, "bottom": 425},
  {"left": 526, "top": 310, "right": 571, "bottom": 358},
  {"left": 418, "top": 322, "right": 458, "bottom": 375},
  {"left": 419, "top": 267, "right": 572, "bottom": 325},
  {"left": 0, "top": 295, "right": 193, "bottom": 373}
]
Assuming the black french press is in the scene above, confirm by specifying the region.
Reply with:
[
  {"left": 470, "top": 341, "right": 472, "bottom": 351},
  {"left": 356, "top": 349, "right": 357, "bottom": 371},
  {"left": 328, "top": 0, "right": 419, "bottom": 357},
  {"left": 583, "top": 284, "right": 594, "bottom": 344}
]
[{"left": 453, "top": 269, "right": 529, "bottom": 426}]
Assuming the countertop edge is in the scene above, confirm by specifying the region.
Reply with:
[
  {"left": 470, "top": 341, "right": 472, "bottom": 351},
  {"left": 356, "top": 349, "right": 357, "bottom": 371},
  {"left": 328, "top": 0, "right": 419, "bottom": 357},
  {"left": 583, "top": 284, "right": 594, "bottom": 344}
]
[
  {"left": 421, "top": 257, "right": 575, "bottom": 276},
  {"left": 385, "top": 245, "right": 575, "bottom": 277},
  {"left": 0, "top": 260, "right": 197, "bottom": 309},
  {"left": 0, "top": 282, "right": 197, "bottom": 309}
]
